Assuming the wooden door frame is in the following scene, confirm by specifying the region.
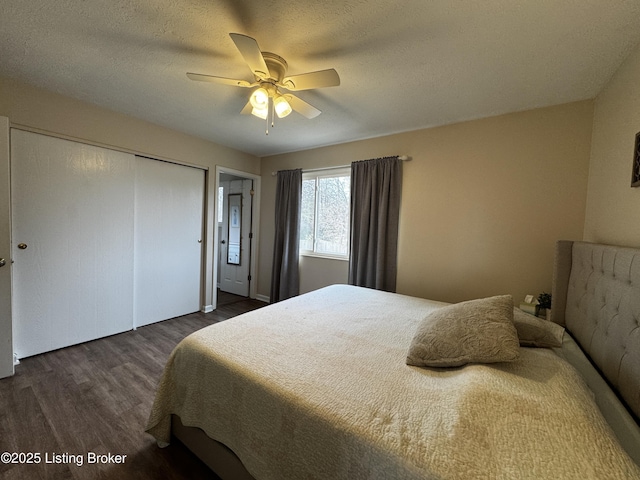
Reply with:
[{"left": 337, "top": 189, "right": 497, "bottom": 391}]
[
  {"left": 0, "top": 117, "right": 12, "bottom": 378},
  {"left": 212, "top": 166, "right": 260, "bottom": 310}
]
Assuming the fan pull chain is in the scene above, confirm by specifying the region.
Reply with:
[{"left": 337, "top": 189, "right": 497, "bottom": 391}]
[
  {"left": 265, "top": 96, "right": 277, "bottom": 136},
  {"left": 271, "top": 99, "right": 275, "bottom": 129},
  {"left": 265, "top": 97, "right": 270, "bottom": 135}
]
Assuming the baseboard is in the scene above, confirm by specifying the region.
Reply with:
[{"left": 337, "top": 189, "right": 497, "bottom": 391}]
[
  {"left": 202, "top": 305, "right": 214, "bottom": 313},
  {"left": 255, "top": 294, "right": 270, "bottom": 303}
]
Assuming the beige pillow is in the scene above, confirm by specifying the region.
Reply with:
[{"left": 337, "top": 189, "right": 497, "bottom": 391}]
[
  {"left": 406, "top": 295, "right": 520, "bottom": 368},
  {"left": 513, "top": 308, "right": 564, "bottom": 348}
]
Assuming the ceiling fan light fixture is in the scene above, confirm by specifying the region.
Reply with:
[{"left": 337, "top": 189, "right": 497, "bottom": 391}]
[
  {"left": 250, "top": 87, "right": 269, "bottom": 109},
  {"left": 187, "top": 34, "right": 336, "bottom": 125},
  {"left": 251, "top": 106, "right": 268, "bottom": 119},
  {"left": 274, "top": 95, "right": 292, "bottom": 118}
]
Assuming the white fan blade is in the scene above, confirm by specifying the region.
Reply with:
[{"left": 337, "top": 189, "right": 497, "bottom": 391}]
[
  {"left": 286, "top": 94, "right": 321, "bottom": 119},
  {"left": 229, "top": 33, "right": 270, "bottom": 80},
  {"left": 186, "top": 72, "right": 253, "bottom": 87},
  {"left": 282, "top": 69, "right": 340, "bottom": 91}
]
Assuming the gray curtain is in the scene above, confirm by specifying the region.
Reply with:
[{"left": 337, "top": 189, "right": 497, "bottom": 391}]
[
  {"left": 349, "top": 156, "right": 402, "bottom": 292},
  {"left": 270, "top": 168, "right": 302, "bottom": 302}
]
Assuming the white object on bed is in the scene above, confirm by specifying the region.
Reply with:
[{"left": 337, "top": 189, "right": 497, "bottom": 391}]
[{"left": 147, "top": 285, "right": 640, "bottom": 480}]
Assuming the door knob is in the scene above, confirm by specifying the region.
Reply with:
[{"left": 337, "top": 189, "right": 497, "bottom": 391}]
[
  {"left": 18, "top": 243, "right": 27, "bottom": 250},
  {"left": 0, "top": 258, "right": 5, "bottom": 267},
  {"left": 221, "top": 240, "right": 226, "bottom": 244}
]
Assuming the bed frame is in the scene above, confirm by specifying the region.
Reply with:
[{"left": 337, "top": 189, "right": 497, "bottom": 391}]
[
  {"left": 551, "top": 240, "right": 640, "bottom": 464},
  {"left": 172, "top": 240, "right": 640, "bottom": 477},
  {"left": 171, "top": 415, "right": 256, "bottom": 480}
]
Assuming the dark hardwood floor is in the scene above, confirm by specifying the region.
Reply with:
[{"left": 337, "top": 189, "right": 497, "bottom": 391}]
[
  {"left": 0, "top": 295, "right": 266, "bottom": 480},
  {"left": 215, "top": 290, "right": 250, "bottom": 307}
]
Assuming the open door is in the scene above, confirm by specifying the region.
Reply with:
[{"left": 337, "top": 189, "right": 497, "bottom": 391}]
[{"left": 219, "top": 178, "right": 253, "bottom": 296}]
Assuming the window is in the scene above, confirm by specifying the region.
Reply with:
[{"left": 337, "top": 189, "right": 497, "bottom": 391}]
[{"left": 300, "top": 168, "right": 351, "bottom": 259}]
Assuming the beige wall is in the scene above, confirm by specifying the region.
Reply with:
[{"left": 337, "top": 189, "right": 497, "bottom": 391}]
[
  {"left": 299, "top": 255, "right": 349, "bottom": 294},
  {"left": 260, "top": 101, "right": 594, "bottom": 304},
  {"left": 0, "top": 75, "right": 260, "bottom": 311},
  {"left": 583, "top": 43, "right": 640, "bottom": 246}
]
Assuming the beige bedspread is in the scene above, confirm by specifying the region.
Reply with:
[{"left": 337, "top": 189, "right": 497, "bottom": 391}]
[{"left": 146, "top": 285, "right": 640, "bottom": 479}]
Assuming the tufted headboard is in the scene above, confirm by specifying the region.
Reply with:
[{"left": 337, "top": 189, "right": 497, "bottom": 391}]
[{"left": 551, "top": 240, "right": 640, "bottom": 422}]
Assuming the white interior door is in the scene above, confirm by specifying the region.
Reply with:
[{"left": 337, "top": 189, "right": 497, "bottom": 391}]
[
  {"left": 219, "top": 179, "right": 252, "bottom": 296},
  {"left": 11, "top": 130, "right": 136, "bottom": 358},
  {"left": 134, "top": 156, "right": 204, "bottom": 327}
]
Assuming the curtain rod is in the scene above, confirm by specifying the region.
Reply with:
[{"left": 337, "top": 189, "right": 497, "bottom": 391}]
[{"left": 271, "top": 155, "right": 409, "bottom": 176}]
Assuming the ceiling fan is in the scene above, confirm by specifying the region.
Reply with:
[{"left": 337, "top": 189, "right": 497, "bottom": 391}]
[{"left": 187, "top": 33, "right": 340, "bottom": 129}]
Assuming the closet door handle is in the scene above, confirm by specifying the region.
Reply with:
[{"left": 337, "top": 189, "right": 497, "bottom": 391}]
[{"left": 0, "top": 258, "right": 6, "bottom": 267}]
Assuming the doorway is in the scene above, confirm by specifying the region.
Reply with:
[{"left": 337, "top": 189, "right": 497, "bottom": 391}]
[{"left": 214, "top": 167, "right": 260, "bottom": 309}]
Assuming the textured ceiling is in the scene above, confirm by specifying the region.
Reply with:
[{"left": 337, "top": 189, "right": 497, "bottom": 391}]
[{"left": 2, "top": 1, "right": 640, "bottom": 157}]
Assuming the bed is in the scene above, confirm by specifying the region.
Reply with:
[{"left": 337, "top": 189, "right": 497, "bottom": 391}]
[{"left": 146, "top": 241, "right": 640, "bottom": 479}]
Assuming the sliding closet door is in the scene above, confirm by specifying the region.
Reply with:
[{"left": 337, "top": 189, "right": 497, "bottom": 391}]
[
  {"left": 11, "top": 130, "right": 135, "bottom": 358},
  {"left": 134, "top": 156, "right": 204, "bottom": 327}
]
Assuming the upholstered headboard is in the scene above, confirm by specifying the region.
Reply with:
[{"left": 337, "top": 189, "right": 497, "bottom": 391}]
[{"left": 551, "top": 240, "right": 640, "bottom": 422}]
